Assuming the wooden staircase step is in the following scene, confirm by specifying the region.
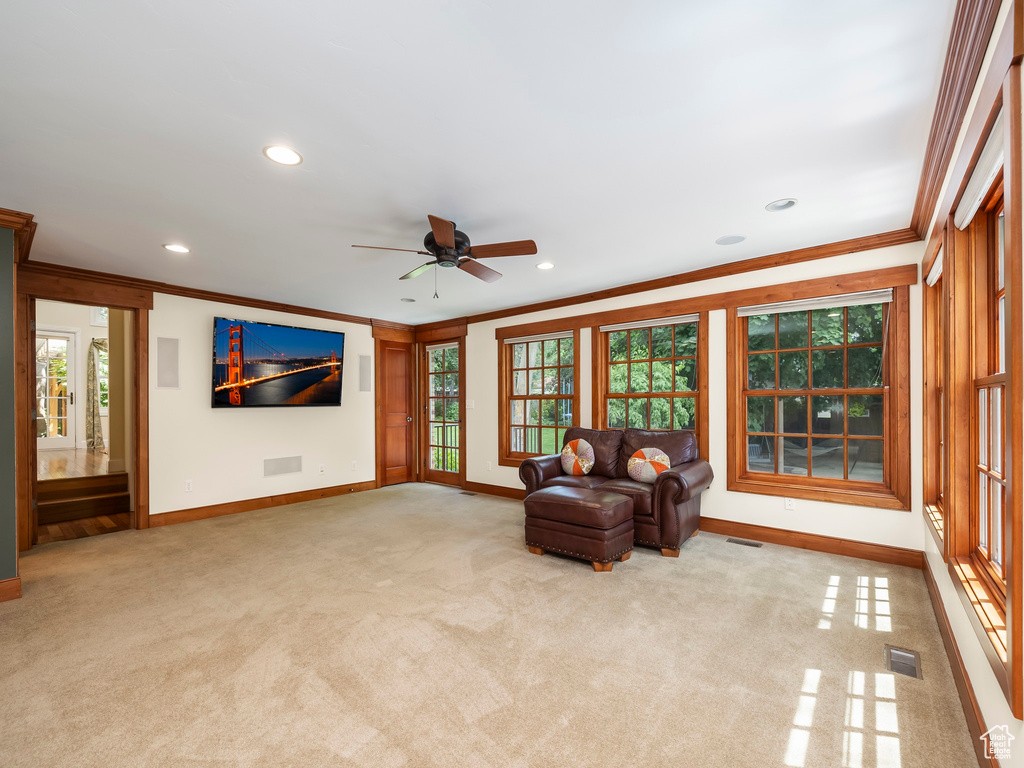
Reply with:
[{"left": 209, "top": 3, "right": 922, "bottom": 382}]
[
  {"left": 37, "top": 472, "right": 129, "bottom": 502},
  {"left": 38, "top": 491, "right": 131, "bottom": 524}
]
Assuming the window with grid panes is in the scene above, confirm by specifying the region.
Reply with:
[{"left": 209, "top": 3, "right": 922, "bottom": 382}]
[
  {"left": 743, "top": 300, "right": 888, "bottom": 484},
  {"left": 507, "top": 334, "right": 574, "bottom": 457},
  {"left": 606, "top": 320, "right": 698, "bottom": 435},
  {"left": 427, "top": 343, "right": 460, "bottom": 473}
]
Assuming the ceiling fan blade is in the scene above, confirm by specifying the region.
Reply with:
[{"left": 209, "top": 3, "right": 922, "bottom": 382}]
[
  {"left": 351, "top": 244, "right": 431, "bottom": 255},
  {"left": 427, "top": 215, "right": 456, "bottom": 249},
  {"left": 399, "top": 262, "right": 436, "bottom": 280},
  {"left": 467, "top": 240, "right": 538, "bottom": 259},
  {"left": 459, "top": 258, "right": 502, "bottom": 283}
]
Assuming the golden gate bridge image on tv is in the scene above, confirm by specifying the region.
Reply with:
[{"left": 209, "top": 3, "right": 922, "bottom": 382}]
[{"left": 212, "top": 318, "right": 344, "bottom": 407}]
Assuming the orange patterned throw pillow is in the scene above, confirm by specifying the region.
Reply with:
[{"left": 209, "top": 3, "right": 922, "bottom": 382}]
[
  {"left": 627, "top": 447, "right": 671, "bottom": 483},
  {"left": 561, "top": 438, "right": 595, "bottom": 476}
]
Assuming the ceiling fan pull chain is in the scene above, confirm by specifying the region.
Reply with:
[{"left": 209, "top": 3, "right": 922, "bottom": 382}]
[{"left": 433, "top": 266, "right": 439, "bottom": 299}]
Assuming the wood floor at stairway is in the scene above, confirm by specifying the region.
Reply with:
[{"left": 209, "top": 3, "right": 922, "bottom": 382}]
[
  {"left": 37, "top": 448, "right": 108, "bottom": 480},
  {"left": 37, "top": 512, "right": 130, "bottom": 544}
]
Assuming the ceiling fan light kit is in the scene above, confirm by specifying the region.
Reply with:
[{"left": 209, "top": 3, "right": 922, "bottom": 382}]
[{"left": 352, "top": 215, "right": 538, "bottom": 284}]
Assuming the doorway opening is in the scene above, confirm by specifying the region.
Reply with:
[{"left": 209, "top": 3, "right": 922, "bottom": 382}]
[
  {"left": 423, "top": 341, "right": 464, "bottom": 486},
  {"left": 34, "top": 301, "right": 133, "bottom": 544}
]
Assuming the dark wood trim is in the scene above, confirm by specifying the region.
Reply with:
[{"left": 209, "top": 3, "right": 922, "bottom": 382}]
[
  {"left": 462, "top": 229, "right": 919, "bottom": 326},
  {"left": 371, "top": 318, "right": 415, "bottom": 333},
  {"left": 415, "top": 322, "right": 468, "bottom": 344},
  {"left": 372, "top": 324, "right": 415, "bottom": 343},
  {"left": 0, "top": 577, "right": 22, "bottom": 603},
  {"left": 700, "top": 517, "right": 925, "bottom": 569},
  {"left": 491, "top": 264, "right": 919, "bottom": 343},
  {"left": 133, "top": 308, "right": 150, "bottom": 530},
  {"left": 924, "top": 14, "right": 1015, "bottom": 273},
  {"left": 14, "top": 292, "right": 33, "bottom": 552},
  {"left": 18, "top": 263, "right": 153, "bottom": 309},
  {"left": 462, "top": 481, "right": 526, "bottom": 500},
  {"left": 420, "top": 335, "right": 466, "bottom": 487},
  {"left": 148, "top": 480, "right": 378, "bottom": 527},
  {"left": 374, "top": 338, "right": 384, "bottom": 488},
  {"left": 697, "top": 311, "right": 710, "bottom": 462},
  {"left": 17, "top": 260, "right": 380, "bottom": 326},
  {"left": 912, "top": 0, "right": 1003, "bottom": 236},
  {"left": 893, "top": 284, "right": 912, "bottom": 508},
  {"left": 923, "top": 557, "right": 996, "bottom": 768},
  {"left": 0, "top": 208, "right": 36, "bottom": 264}
]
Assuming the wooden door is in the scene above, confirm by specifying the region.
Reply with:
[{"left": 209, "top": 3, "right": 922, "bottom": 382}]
[
  {"left": 380, "top": 340, "right": 415, "bottom": 485},
  {"left": 422, "top": 340, "right": 465, "bottom": 487}
]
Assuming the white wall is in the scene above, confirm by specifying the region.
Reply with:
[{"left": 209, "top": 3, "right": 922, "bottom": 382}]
[
  {"left": 35, "top": 299, "right": 110, "bottom": 450},
  {"left": 148, "top": 293, "right": 375, "bottom": 515},
  {"left": 465, "top": 242, "right": 925, "bottom": 550}
]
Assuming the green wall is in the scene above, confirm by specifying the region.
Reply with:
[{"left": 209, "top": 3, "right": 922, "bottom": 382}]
[{"left": 0, "top": 228, "right": 16, "bottom": 581}]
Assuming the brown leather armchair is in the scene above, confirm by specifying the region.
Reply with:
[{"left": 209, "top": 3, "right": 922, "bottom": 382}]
[{"left": 519, "top": 427, "right": 714, "bottom": 556}]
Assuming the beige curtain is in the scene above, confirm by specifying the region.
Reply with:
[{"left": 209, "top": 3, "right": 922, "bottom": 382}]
[{"left": 86, "top": 338, "right": 108, "bottom": 450}]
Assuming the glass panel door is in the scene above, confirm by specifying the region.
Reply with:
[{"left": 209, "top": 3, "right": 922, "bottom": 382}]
[
  {"left": 36, "top": 332, "right": 76, "bottom": 450},
  {"left": 425, "top": 342, "right": 461, "bottom": 484}
]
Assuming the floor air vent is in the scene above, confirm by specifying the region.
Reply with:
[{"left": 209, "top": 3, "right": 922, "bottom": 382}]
[
  {"left": 884, "top": 645, "right": 922, "bottom": 679},
  {"left": 726, "top": 538, "right": 763, "bottom": 548},
  {"left": 460, "top": 491, "right": 477, "bottom": 496}
]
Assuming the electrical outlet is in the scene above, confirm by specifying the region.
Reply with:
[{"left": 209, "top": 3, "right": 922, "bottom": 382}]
[
  {"left": 784, "top": 497, "right": 796, "bottom": 511},
  {"left": 185, "top": 479, "right": 193, "bottom": 493},
  {"left": 318, "top": 464, "right": 325, "bottom": 475},
  {"left": 467, "top": 399, "right": 475, "bottom": 409},
  {"left": 351, "top": 460, "right": 357, "bottom": 471}
]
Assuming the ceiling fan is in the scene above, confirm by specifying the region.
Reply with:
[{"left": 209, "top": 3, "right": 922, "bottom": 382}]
[{"left": 352, "top": 215, "right": 537, "bottom": 283}]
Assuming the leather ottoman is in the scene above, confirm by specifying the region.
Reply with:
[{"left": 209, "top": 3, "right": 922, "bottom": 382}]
[{"left": 524, "top": 486, "right": 634, "bottom": 571}]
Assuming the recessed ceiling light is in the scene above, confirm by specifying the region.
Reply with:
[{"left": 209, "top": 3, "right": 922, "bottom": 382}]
[
  {"left": 162, "top": 243, "right": 190, "bottom": 254},
  {"left": 262, "top": 145, "right": 303, "bottom": 166},
  {"left": 766, "top": 198, "right": 798, "bottom": 212},
  {"left": 400, "top": 297, "right": 416, "bottom": 303},
  {"left": 715, "top": 235, "right": 745, "bottom": 246},
  {"left": 536, "top": 262, "right": 555, "bottom": 270}
]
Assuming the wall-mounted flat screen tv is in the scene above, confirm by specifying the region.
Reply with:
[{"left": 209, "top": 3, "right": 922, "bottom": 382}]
[{"left": 212, "top": 317, "right": 345, "bottom": 408}]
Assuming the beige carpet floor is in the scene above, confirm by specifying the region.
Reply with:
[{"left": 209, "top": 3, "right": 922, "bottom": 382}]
[{"left": 0, "top": 483, "right": 976, "bottom": 768}]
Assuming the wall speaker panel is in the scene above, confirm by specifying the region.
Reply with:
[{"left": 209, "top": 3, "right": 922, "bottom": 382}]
[
  {"left": 156, "top": 337, "right": 180, "bottom": 389},
  {"left": 264, "top": 456, "right": 302, "bottom": 477},
  {"left": 359, "top": 354, "right": 372, "bottom": 392}
]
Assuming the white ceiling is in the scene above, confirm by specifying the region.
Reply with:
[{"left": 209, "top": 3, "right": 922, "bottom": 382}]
[{"left": 0, "top": 1, "right": 953, "bottom": 324}]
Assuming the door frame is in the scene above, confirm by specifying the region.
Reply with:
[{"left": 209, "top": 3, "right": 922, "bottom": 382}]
[
  {"left": 373, "top": 324, "right": 419, "bottom": 486},
  {"left": 33, "top": 325, "right": 80, "bottom": 451},
  {"left": 15, "top": 264, "right": 153, "bottom": 551},
  {"left": 419, "top": 336, "right": 466, "bottom": 488}
]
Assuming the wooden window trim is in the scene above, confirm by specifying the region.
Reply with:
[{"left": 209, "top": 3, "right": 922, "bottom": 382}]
[
  {"left": 726, "top": 286, "right": 911, "bottom": 511},
  {"left": 591, "top": 312, "right": 709, "bottom": 461},
  {"left": 497, "top": 328, "right": 581, "bottom": 468}
]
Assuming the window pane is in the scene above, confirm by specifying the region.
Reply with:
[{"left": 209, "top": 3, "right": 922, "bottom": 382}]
[
  {"left": 522, "top": 427, "right": 539, "bottom": 454},
  {"left": 557, "top": 398, "right": 573, "bottom": 426},
  {"left": 609, "top": 363, "right": 628, "bottom": 394},
  {"left": 747, "top": 315, "right": 775, "bottom": 351},
  {"left": 100, "top": 392, "right": 109, "bottom": 408},
  {"left": 651, "top": 361, "right": 672, "bottom": 393},
  {"left": 778, "top": 311, "right": 808, "bottom": 349},
  {"left": 848, "top": 395, "right": 883, "bottom": 436},
  {"left": 513, "top": 370, "right": 527, "bottom": 396},
  {"left": 541, "top": 340, "right": 556, "bottom": 366},
  {"left": 991, "top": 387, "right": 1002, "bottom": 474},
  {"left": 609, "top": 331, "right": 628, "bottom": 362},
  {"left": 811, "top": 437, "right": 845, "bottom": 479},
  {"left": 559, "top": 336, "right": 574, "bottom": 366},
  {"left": 608, "top": 399, "right": 626, "bottom": 428},
  {"left": 979, "top": 474, "right": 989, "bottom": 550},
  {"left": 511, "top": 400, "right": 525, "bottom": 425},
  {"left": 540, "top": 428, "right": 559, "bottom": 455},
  {"left": 673, "top": 398, "right": 696, "bottom": 431},
  {"left": 848, "top": 439, "right": 883, "bottom": 483},
  {"left": 747, "top": 436, "right": 773, "bottom": 473},
  {"left": 526, "top": 341, "right": 542, "bottom": 368},
  {"left": 847, "top": 304, "right": 884, "bottom": 344},
  {"left": 650, "top": 397, "right": 671, "bottom": 429},
  {"left": 992, "top": 483, "right": 1003, "bottom": 568},
  {"left": 430, "top": 398, "right": 444, "bottom": 421},
  {"left": 529, "top": 369, "right": 543, "bottom": 395},
  {"left": 512, "top": 343, "right": 527, "bottom": 369},
  {"left": 429, "top": 349, "right": 444, "bottom": 372},
  {"left": 627, "top": 398, "right": 648, "bottom": 428},
  {"left": 747, "top": 396, "right": 775, "bottom": 433},
  {"left": 848, "top": 346, "right": 883, "bottom": 388},
  {"left": 445, "top": 398, "right": 459, "bottom": 422},
  {"left": 811, "top": 349, "right": 843, "bottom": 389},
  {"left": 510, "top": 426, "right": 525, "bottom": 453},
  {"left": 652, "top": 326, "right": 673, "bottom": 358},
  {"left": 540, "top": 399, "right": 556, "bottom": 426},
  {"left": 780, "top": 437, "right": 807, "bottom": 476},
  {"left": 629, "top": 362, "right": 650, "bottom": 393},
  {"left": 48, "top": 339, "right": 67, "bottom": 358},
  {"left": 556, "top": 428, "right": 567, "bottom": 450},
  {"left": 445, "top": 373, "right": 458, "bottom": 395},
  {"left": 444, "top": 346, "right": 459, "bottom": 372},
  {"left": 526, "top": 399, "right": 540, "bottom": 426},
  {"left": 630, "top": 329, "right": 650, "bottom": 361},
  {"left": 748, "top": 353, "right": 775, "bottom": 390},
  {"left": 978, "top": 389, "right": 988, "bottom": 466},
  {"left": 675, "top": 358, "right": 696, "bottom": 392},
  {"left": 998, "top": 297, "right": 1006, "bottom": 374},
  {"left": 559, "top": 367, "right": 574, "bottom": 395},
  {"left": 778, "top": 351, "right": 808, "bottom": 390},
  {"left": 674, "top": 323, "right": 697, "bottom": 356},
  {"left": 543, "top": 368, "right": 558, "bottom": 395},
  {"left": 778, "top": 396, "right": 807, "bottom": 434},
  {"left": 811, "top": 309, "right": 844, "bottom": 346},
  {"left": 811, "top": 395, "right": 844, "bottom": 435}
]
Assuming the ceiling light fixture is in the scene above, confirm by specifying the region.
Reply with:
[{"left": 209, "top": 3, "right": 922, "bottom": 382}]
[
  {"left": 262, "top": 145, "right": 303, "bottom": 166},
  {"left": 715, "top": 235, "right": 745, "bottom": 246},
  {"left": 162, "top": 243, "right": 190, "bottom": 254},
  {"left": 765, "top": 198, "right": 798, "bottom": 212},
  {"left": 400, "top": 297, "right": 416, "bottom": 303},
  {"left": 536, "top": 262, "right": 555, "bottom": 270}
]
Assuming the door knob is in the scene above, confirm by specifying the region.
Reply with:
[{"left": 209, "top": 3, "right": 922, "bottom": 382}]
[{"left": 407, "top": 416, "right": 413, "bottom": 422}]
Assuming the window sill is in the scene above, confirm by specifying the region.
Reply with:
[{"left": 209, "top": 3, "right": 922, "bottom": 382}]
[
  {"left": 728, "top": 475, "right": 910, "bottom": 511},
  {"left": 949, "top": 556, "right": 1010, "bottom": 702},
  {"left": 923, "top": 503, "right": 944, "bottom": 554}
]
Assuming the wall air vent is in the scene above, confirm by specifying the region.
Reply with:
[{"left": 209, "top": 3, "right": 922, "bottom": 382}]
[
  {"left": 726, "top": 538, "right": 763, "bottom": 548},
  {"left": 459, "top": 491, "right": 477, "bottom": 496},
  {"left": 884, "top": 645, "right": 922, "bottom": 679}
]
